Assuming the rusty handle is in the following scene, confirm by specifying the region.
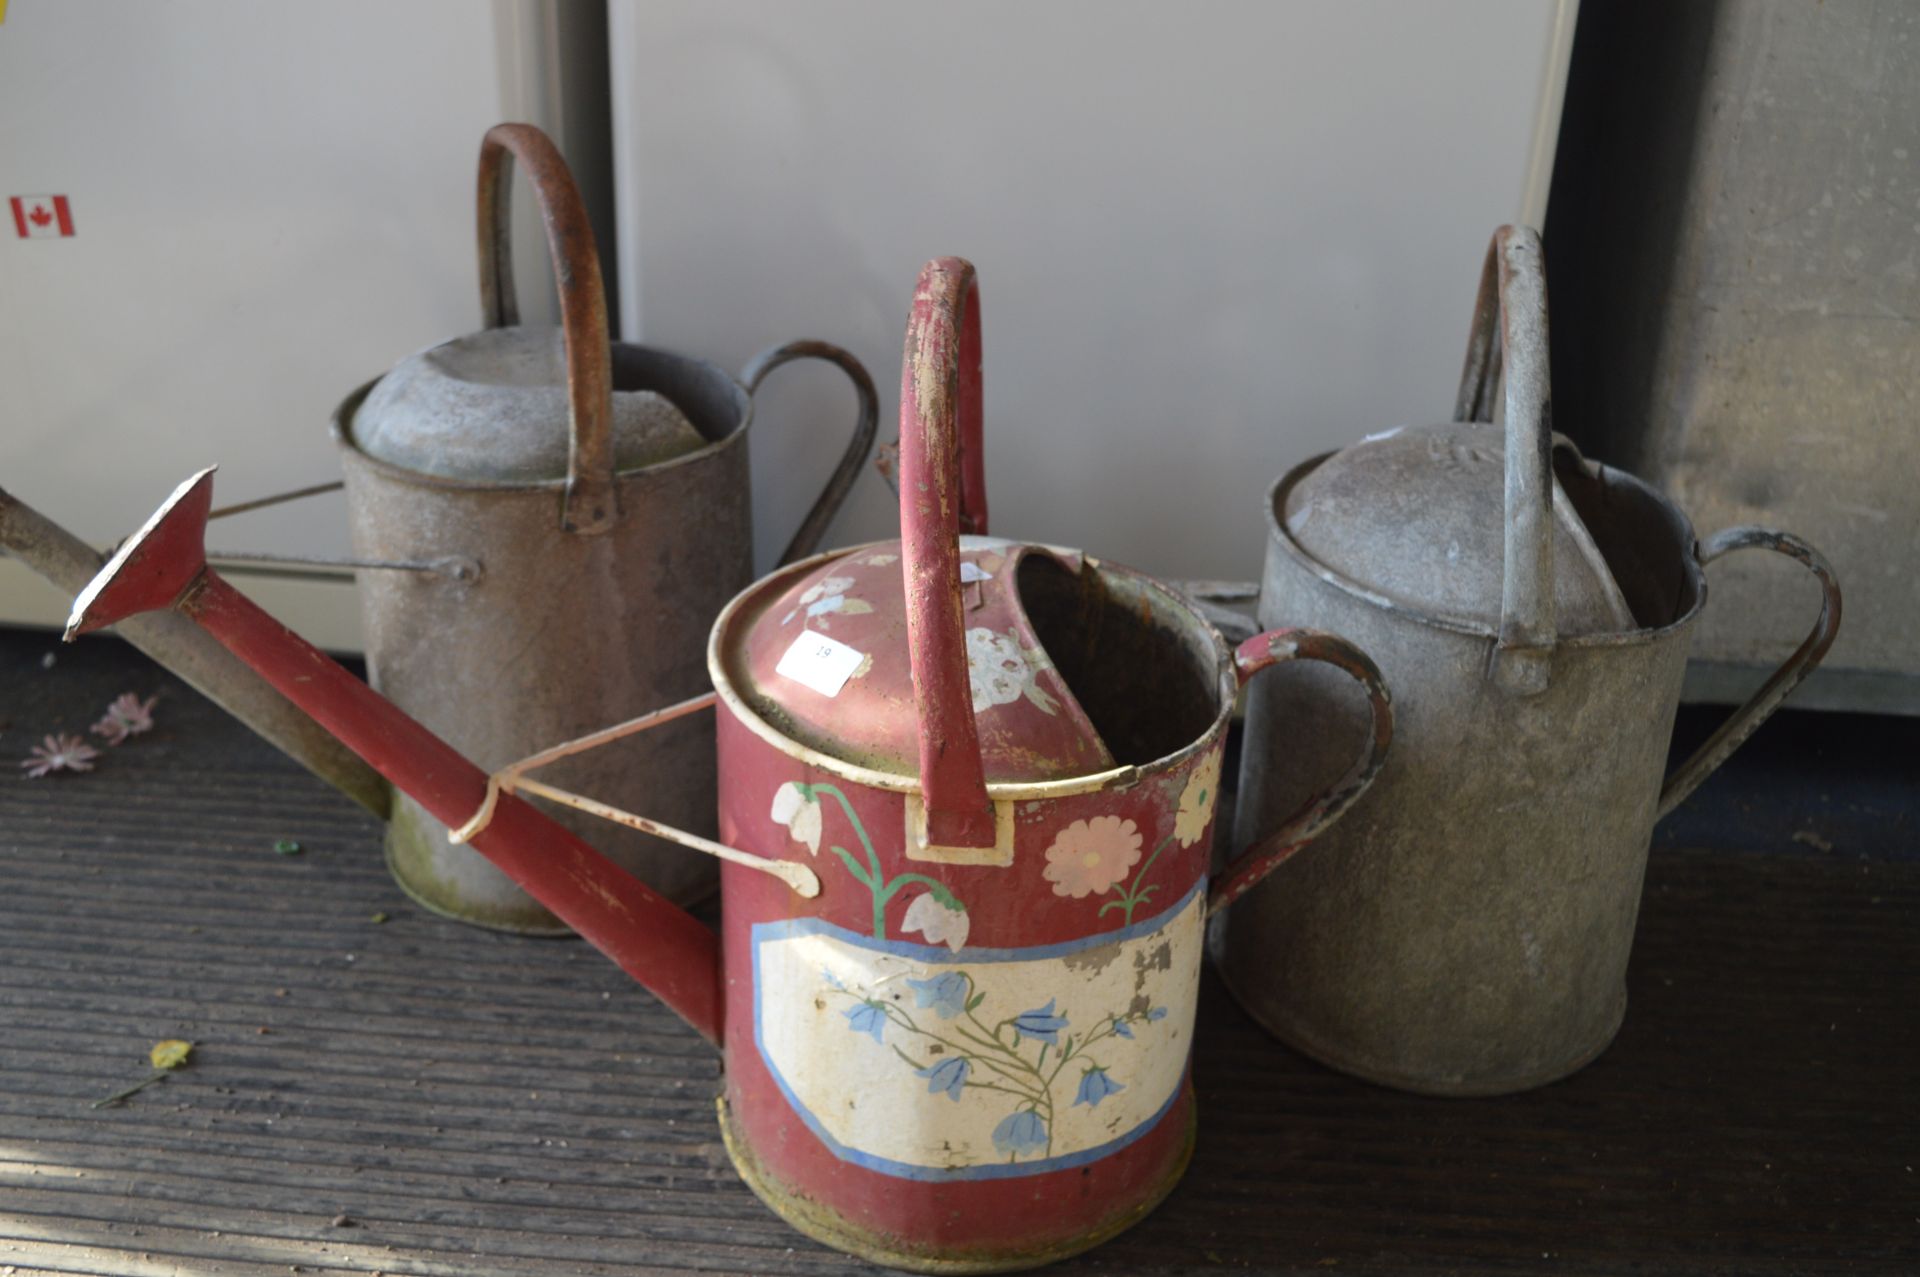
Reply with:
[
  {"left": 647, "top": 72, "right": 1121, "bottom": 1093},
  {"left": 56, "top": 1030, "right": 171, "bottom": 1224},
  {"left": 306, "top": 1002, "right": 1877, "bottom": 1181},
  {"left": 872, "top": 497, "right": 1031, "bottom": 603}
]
[
  {"left": 740, "top": 340, "right": 880, "bottom": 566},
  {"left": 1209, "top": 629, "right": 1394, "bottom": 915},
  {"left": 899, "top": 257, "right": 996, "bottom": 851},
  {"left": 1655, "top": 527, "right": 1842, "bottom": 819},
  {"left": 476, "top": 122, "right": 618, "bottom": 537},
  {"left": 1456, "top": 225, "right": 1556, "bottom": 696}
]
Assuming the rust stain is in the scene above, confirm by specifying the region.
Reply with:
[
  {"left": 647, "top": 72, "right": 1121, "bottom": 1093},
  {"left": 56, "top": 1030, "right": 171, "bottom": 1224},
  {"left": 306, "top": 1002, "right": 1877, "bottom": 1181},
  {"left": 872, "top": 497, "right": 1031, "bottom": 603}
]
[{"left": 1061, "top": 940, "right": 1123, "bottom": 975}]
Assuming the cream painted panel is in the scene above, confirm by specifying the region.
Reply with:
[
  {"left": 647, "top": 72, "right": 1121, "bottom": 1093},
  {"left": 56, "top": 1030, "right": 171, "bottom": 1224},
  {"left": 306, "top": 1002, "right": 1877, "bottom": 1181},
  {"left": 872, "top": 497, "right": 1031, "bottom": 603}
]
[{"left": 755, "top": 885, "right": 1204, "bottom": 1179}]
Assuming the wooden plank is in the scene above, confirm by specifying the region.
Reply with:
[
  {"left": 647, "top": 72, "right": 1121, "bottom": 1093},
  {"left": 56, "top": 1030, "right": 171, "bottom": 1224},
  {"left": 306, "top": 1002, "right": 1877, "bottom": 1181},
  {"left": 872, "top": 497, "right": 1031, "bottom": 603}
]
[{"left": 2, "top": 630, "right": 1915, "bottom": 1274}]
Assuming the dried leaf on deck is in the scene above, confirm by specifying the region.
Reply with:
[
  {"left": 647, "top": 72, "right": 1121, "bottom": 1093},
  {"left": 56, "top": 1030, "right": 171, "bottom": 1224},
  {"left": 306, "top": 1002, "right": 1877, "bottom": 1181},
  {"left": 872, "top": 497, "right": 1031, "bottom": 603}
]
[{"left": 150, "top": 1039, "right": 193, "bottom": 1070}]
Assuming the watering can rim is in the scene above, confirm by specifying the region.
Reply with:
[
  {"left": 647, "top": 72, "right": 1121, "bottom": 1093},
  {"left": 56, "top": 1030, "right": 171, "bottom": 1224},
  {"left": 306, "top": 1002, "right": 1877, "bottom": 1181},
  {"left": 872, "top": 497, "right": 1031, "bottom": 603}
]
[
  {"left": 330, "top": 350, "right": 756, "bottom": 496},
  {"left": 706, "top": 538, "right": 1242, "bottom": 800},
  {"left": 1263, "top": 447, "right": 1712, "bottom": 653}
]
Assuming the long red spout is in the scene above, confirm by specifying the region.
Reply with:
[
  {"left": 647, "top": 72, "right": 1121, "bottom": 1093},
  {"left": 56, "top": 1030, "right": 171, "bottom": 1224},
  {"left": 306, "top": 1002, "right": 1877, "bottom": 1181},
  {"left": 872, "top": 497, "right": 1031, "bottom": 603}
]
[{"left": 67, "top": 469, "right": 722, "bottom": 1045}]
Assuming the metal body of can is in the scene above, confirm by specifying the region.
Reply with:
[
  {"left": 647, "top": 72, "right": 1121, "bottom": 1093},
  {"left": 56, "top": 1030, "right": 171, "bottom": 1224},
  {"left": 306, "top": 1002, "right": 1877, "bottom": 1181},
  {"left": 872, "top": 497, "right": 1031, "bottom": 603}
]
[
  {"left": 334, "top": 358, "right": 750, "bottom": 928},
  {"left": 695, "top": 259, "right": 1390, "bottom": 1270},
  {"left": 65, "top": 256, "right": 1389, "bottom": 1271},
  {"left": 1214, "top": 227, "right": 1842, "bottom": 1095},
  {"left": 333, "top": 125, "right": 874, "bottom": 932}
]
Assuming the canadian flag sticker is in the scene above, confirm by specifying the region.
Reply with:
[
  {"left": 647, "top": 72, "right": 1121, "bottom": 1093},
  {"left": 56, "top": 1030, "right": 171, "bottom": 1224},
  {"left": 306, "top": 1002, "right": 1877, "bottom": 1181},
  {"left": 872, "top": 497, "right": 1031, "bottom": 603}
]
[{"left": 11, "top": 195, "right": 75, "bottom": 239}]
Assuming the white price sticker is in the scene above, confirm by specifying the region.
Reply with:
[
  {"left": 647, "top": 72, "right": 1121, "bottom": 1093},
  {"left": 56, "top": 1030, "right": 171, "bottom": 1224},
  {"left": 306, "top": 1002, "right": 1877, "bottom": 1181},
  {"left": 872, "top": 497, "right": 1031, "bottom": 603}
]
[
  {"left": 959, "top": 561, "right": 993, "bottom": 583},
  {"left": 775, "top": 630, "right": 866, "bottom": 698}
]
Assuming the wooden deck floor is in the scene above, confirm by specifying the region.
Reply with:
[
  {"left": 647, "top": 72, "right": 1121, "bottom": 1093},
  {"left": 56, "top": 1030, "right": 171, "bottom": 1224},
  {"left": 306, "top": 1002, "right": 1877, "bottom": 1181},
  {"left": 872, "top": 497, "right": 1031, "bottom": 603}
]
[{"left": 1, "top": 628, "right": 1914, "bottom": 1275}]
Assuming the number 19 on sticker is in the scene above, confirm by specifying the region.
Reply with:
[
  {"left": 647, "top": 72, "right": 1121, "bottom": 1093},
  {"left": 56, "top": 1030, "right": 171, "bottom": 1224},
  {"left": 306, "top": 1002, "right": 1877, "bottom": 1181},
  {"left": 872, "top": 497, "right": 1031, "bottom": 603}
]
[{"left": 775, "top": 630, "right": 866, "bottom": 698}]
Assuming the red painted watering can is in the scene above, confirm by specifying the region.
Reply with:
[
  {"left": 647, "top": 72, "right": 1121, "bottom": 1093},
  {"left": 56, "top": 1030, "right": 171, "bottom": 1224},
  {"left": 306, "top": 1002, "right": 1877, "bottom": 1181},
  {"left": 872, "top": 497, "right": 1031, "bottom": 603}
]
[{"left": 65, "top": 258, "right": 1393, "bottom": 1272}]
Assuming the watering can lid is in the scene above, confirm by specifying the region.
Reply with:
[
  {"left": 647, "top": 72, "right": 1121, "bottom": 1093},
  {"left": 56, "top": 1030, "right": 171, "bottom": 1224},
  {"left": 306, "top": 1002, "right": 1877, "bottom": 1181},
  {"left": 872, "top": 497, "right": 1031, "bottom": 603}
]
[
  {"left": 1280, "top": 420, "right": 1636, "bottom": 638},
  {"left": 350, "top": 327, "right": 706, "bottom": 483},
  {"left": 728, "top": 536, "right": 1118, "bottom": 783},
  {"left": 344, "top": 123, "right": 704, "bottom": 516}
]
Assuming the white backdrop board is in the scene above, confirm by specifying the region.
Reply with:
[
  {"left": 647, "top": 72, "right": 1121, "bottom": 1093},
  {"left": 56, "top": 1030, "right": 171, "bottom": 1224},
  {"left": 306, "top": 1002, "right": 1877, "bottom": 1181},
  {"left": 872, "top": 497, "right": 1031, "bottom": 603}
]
[
  {"left": 610, "top": 0, "right": 1575, "bottom": 585},
  {"left": 0, "top": 0, "right": 591, "bottom": 651}
]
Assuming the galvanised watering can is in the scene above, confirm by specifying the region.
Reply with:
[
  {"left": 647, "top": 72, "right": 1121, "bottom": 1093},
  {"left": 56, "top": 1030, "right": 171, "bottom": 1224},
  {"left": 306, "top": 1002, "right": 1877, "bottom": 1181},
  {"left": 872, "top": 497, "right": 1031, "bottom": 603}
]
[
  {"left": 66, "top": 257, "right": 1392, "bottom": 1272},
  {"left": 1214, "top": 225, "right": 1842, "bottom": 1097},
  {"left": 330, "top": 123, "right": 876, "bottom": 933}
]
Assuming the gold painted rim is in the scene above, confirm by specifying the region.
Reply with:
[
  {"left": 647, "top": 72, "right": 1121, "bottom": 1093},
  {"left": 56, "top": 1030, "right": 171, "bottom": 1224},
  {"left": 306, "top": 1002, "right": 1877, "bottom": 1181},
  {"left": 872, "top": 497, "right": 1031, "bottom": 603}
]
[{"left": 705, "top": 543, "right": 1238, "bottom": 800}]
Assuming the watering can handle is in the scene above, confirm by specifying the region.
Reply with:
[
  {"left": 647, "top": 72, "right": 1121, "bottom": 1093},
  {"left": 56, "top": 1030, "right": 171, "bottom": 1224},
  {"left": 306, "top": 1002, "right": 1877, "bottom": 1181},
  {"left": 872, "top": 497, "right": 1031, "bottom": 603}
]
[
  {"left": 1454, "top": 225, "right": 1556, "bottom": 696},
  {"left": 740, "top": 341, "right": 882, "bottom": 566},
  {"left": 1656, "top": 527, "right": 1842, "bottom": 818},
  {"left": 1209, "top": 629, "right": 1394, "bottom": 915},
  {"left": 900, "top": 257, "right": 996, "bottom": 850},
  {"left": 475, "top": 122, "right": 619, "bottom": 538}
]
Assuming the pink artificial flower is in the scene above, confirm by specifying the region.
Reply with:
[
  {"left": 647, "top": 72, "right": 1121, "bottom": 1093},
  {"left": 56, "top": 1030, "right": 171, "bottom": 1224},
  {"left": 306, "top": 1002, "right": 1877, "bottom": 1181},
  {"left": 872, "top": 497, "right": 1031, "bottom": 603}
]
[
  {"left": 92, "top": 692, "right": 158, "bottom": 745},
  {"left": 1043, "top": 815, "right": 1143, "bottom": 898},
  {"left": 20, "top": 733, "right": 101, "bottom": 778}
]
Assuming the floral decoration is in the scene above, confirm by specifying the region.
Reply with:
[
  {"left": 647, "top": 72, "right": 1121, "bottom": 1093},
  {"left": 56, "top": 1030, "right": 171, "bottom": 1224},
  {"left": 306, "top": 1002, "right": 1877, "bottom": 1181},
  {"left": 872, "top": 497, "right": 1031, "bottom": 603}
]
[
  {"left": 826, "top": 966, "right": 1168, "bottom": 1165},
  {"left": 992, "top": 1110, "right": 1048, "bottom": 1157},
  {"left": 1012, "top": 999, "right": 1071, "bottom": 1045},
  {"left": 918, "top": 1056, "right": 971, "bottom": 1101},
  {"left": 1047, "top": 749, "right": 1228, "bottom": 927},
  {"left": 1073, "top": 1066, "right": 1125, "bottom": 1108},
  {"left": 1172, "top": 748, "right": 1223, "bottom": 849},
  {"left": 844, "top": 1001, "right": 888, "bottom": 1043},
  {"left": 771, "top": 781, "right": 967, "bottom": 943},
  {"left": 1042, "top": 816, "right": 1142, "bottom": 898},
  {"left": 800, "top": 575, "right": 855, "bottom": 605},
  {"left": 782, "top": 574, "right": 874, "bottom": 628},
  {"left": 770, "top": 782, "right": 822, "bottom": 854},
  {"left": 965, "top": 627, "right": 1060, "bottom": 716},
  {"left": 902, "top": 891, "right": 971, "bottom": 952},
  {"left": 907, "top": 972, "right": 969, "bottom": 1018}
]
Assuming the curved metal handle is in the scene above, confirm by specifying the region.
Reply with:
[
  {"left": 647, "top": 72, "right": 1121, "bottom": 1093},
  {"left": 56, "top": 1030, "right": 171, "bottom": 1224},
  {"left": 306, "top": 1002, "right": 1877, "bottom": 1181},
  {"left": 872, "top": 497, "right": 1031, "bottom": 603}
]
[
  {"left": 1209, "top": 629, "right": 1394, "bottom": 915},
  {"left": 1455, "top": 225, "right": 1556, "bottom": 695},
  {"left": 900, "top": 257, "right": 996, "bottom": 850},
  {"left": 1656, "top": 527, "right": 1842, "bottom": 818},
  {"left": 448, "top": 692, "right": 821, "bottom": 898},
  {"left": 475, "top": 122, "right": 618, "bottom": 537},
  {"left": 740, "top": 340, "right": 881, "bottom": 566}
]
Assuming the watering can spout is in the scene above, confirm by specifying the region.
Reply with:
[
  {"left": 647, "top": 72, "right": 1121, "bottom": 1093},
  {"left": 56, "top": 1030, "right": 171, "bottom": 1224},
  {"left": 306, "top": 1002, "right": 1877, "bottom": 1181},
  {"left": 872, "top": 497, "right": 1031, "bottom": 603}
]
[
  {"left": 61, "top": 469, "right": 725, "bottom": 1045},
  {"left": 66, "top": 467, "right": 216, "bottom": 640}
]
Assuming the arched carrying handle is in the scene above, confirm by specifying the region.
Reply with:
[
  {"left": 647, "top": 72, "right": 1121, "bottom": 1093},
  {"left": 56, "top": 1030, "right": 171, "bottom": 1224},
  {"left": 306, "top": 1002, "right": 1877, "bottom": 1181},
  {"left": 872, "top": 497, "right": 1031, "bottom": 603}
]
[
  {"left": 900, "top": 257, "right": 995, "bottom": 850},
  {"left": 1209, "top": 629, "right": 1394, "bottom": 915},
  {"left": 1656, "top": 527, "right": 1842, "bottom": 818},
  {"left": 1454, "top": 225, "right": 1556, "bottom": 696},
  {"left": 740, "top": 340, "right": 881, "bottom": 566},
  {"left": 475, "top": 122, "right": 618, "bottom": 537}
]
